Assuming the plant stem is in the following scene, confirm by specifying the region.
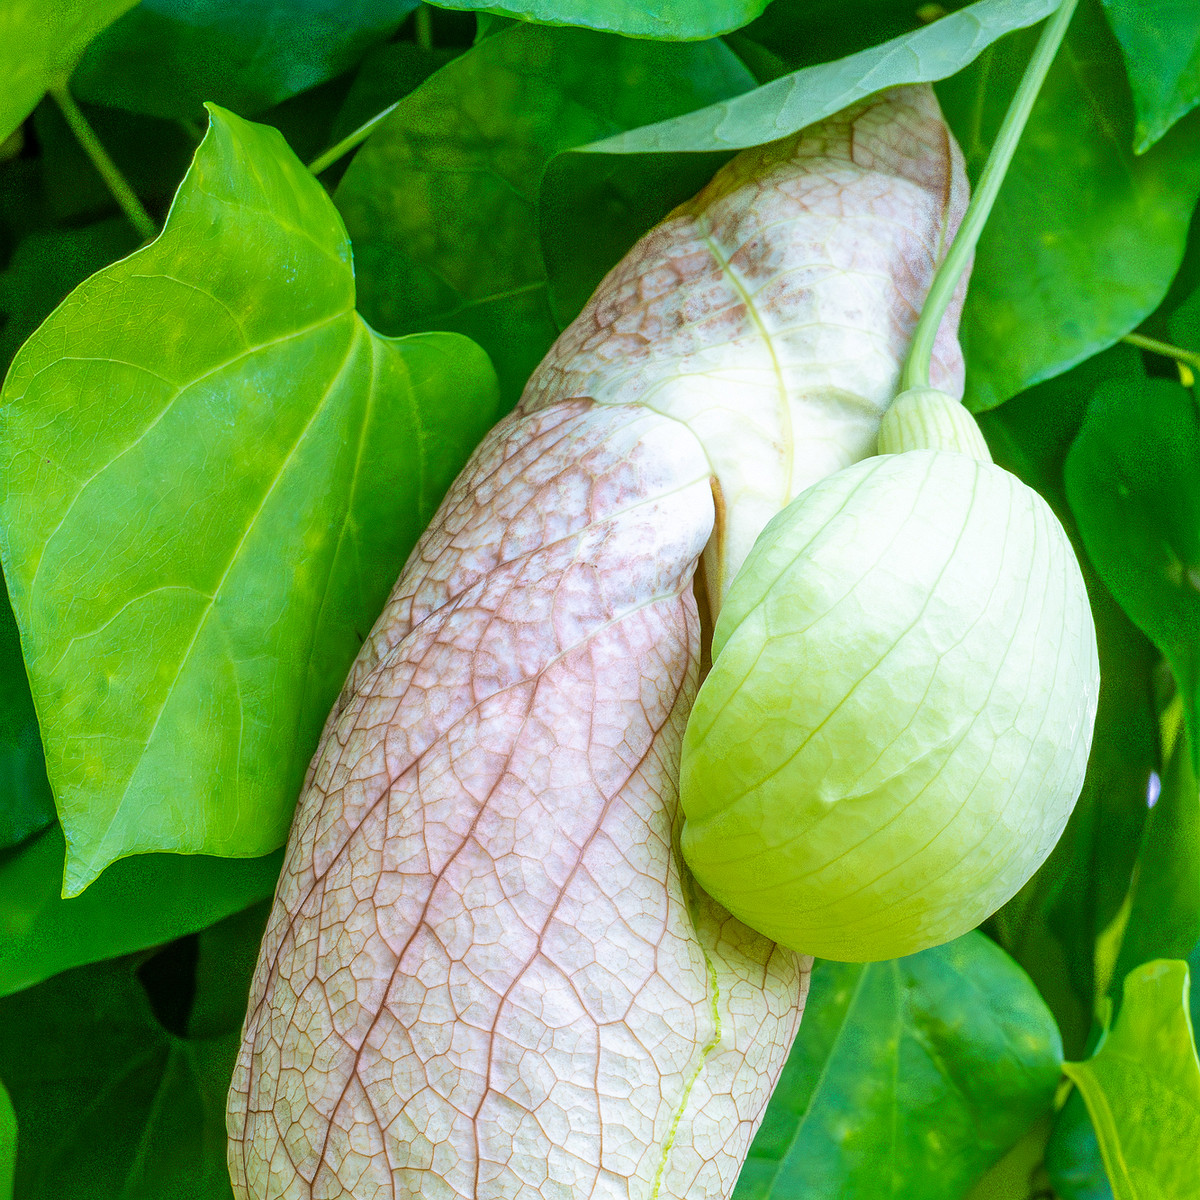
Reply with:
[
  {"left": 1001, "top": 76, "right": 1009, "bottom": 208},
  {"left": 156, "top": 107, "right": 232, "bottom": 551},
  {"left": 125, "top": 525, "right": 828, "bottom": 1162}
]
[
  {"left": 415, "top": 4, "right": 434, "bottom": 52},
  {"left": 900, "top": 0, "right": 1079, "bottom": 392},
  {"left": 1121, "top": 333, "right": 1200, "bottom": 384},
  {"left": 50, "top": 85, "right": 156, "bottom": 242},
  {"left": 307, "top": 102, "right": 401, "bottom": 176}
]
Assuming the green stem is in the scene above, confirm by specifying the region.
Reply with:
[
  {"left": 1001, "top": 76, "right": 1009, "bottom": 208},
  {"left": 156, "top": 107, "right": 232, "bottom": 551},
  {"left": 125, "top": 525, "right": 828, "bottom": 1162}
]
[
  {"left": 307, "top": 101, "right": 401, "bottom": 176},
  {"left": 1121, "top": 332, "right": 1200, "bottom": 376},
  {"left": 50, "top": 85, "right": 156, "bottom": 242},
  {"left": 415, "top": 4, "right": 434, "bottom": 52},
  {"left": 901, "top": 0, "right": 1079, "bottom": 391}
]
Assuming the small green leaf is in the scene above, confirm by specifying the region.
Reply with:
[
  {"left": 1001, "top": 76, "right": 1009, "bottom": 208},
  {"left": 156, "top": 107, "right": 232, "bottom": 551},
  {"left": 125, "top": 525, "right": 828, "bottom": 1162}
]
[
  {"left": 334, "top": 22, "right": 752, "bottom": 401},
  {"left": 1064, "top": 960, "right": 1200, "bottom": 1200},
  {"left": 425, "top": 0, "right": 769, "bottom": 40},
  {"left": 0, "top": 904, "right": 269, "bottom": 1199},
  {"left": 579, "top": 0, "right": 1057, "bottom": 154},
  {"left": 0, "top": 824, "right": 281, "bottom": 999},
  {"left": 71, "top": 0, "right": 420, "bottom": 119},
  {"left": 0, "top": 106, "right": 500, "bottom": 893},
  {"left": 0, "top": 1075, "right": 13, "bottom": 1200},
  {"left": 733, "top": 933, "right": 1062, "bottom": 1200},
  {"left": 1065, "top": 376, "right": 1200, "bottom": 776},
  {"left": 0, "top": 0, "right": 139, "bottom": 143},
  {"left": 938, "top": 1, "right": 1200, "bottom": 411},
  {"left": 1100, "top": 0, "right": 1200, "bottom": 152}
]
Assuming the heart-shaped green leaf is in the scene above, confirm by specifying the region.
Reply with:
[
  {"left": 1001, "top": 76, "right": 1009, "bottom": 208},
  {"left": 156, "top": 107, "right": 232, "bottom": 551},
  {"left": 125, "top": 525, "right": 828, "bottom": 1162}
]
[{"left": 0, "top": 105, "right": 500, "bottom": 894}]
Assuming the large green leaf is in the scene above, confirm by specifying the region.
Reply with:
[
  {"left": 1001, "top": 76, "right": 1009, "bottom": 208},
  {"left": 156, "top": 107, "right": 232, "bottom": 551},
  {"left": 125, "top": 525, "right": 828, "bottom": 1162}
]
[
  {"left": 426, "top": 0, "right": 769, "bottom": 40},
  {"left": 0, "top": 824, "right": 280, "bottom": 998},
  {"left": 0, "top": 0, "right": 139, "bottom": 144},
  {"left": 0, "top": 106, "right": 500, "bottom": 894},
  {"left": 580, "top": 0, "right": 1056, "bottom": 153},
  {"left": 71, "top": 0, "right": 420, "bottom": 119},
  {"left": 0, "top": 903, "right": 268, "bottom": 1199},
  {"left": 334, "top": 22, "right": 753, "bottom": 401},
  {"left": 1100, "top": 0, "right": 1200, "bottom": 152},
  {"left": 937, "top": 0, "right": 1200, "bottom": 411},
  {"left": 733, "top": 933, "right": 1062, "bottom": 1200},
  {"left": 1065, "top": 376, "right": 1200, "bottom": 775},
  {"left": 1064, "top": 960, "right": 1200, "bottom": 1200}
]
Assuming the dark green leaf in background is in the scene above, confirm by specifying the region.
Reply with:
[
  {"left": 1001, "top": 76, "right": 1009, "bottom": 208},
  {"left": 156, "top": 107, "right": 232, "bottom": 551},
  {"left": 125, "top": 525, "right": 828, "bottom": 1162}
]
[
  {"left": 0, "top": 106, "right": 500, "bottom": 894},
  {"left": 0, "top": 0, "right": 139, "bottom": 144},
  {"left": 427, "top": 0, "right": 770, "bottom": 40},
  {"left": 0, "top": 572, "right": 53, "bottom": 851},
  {"left": 581, "top": 0, "right": 1056, "bottom": 153},
  {"left": 1065, "top": 376, "right": 1200, "bottom": 775},
  {"left": 1100, "top": 0, "right": 1200, "bottom": 153},
  {"left": 71, "top": 0, "right": 421, "bottom": 119},
  {"left": 979, "top": 345, "right": 1158, "bottom": 1058},
  {"left": 0, "top": 219, "right": 140, "bottom": 375},
  {"left": 334, "top": 22, "right": 753, "bottom": 401},
  {"left": 0, "top": 1074, "right": 12, "bottom": 1200},
  {"left": 0, "top": 902, "right": 269, "bottom": 1199},
  {"left": 0, "top": 824, "right": 281, "bottom": 999},
  {"left": 733, "top": 933, "right": 1062, "bottom": 1200},
  {"left": 1064, "top": 960, "right": 1200, "bottom": 1200},
  {"left": 1046, "top": 1089, "right": 1114, "bottom": 1200},
  {"left": 1109, "top": 727, "right": 1200, "bottom": 998},
  {"left": 938, "top": 0, "right": 1200, "bottom": 412}
]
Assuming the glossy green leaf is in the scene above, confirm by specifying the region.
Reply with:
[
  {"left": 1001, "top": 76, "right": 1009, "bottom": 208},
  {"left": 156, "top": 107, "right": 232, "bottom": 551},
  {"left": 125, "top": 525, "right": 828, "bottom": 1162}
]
[
  {"left": 0, "top": 106, "right": 500, "bottom": 894},
  {"left": 581, "top": 0, "right": 1056, "bottom": 154},
  {"left": 978, "top": 346, "right": 1158, "bottom": 1058},
  {"left": 0, "top": 1075, "right": 12, "bottom": 1200},
  {"left": 71, "top": 0, "right": 420, "bottom": 119},
  {"left": 733, "top": 933, "right": 1062, "bottom": 1200},
  {"left": 0, "top": 824, "right": 281, "bottom": 998},
  {"left": 1065, "top": 376, "right": 1200, "bottom": 775},
  {"left": 0, "top": 903, "right": 268, "bottom": 1199},
  {"left": 1101, "top": 0, "right": 1200, "bottom": 152},
  {"left": 425, "top": 0, "right": 769, "bottom": 40},
  {"left": 1064, "top": 960, "right": 1200, "bottom": 1200},
  {"left": 0, "top": 0, "right": 139, "bottom": 143},
  {"left": 334, "top": 22, "right": 753, "bottom": 400},
  {"left": 0, "top": 570, "right": 53, "bottom": 851},
  {"left": 937, "top": 0, "right": 1200, "bottom": 411}
]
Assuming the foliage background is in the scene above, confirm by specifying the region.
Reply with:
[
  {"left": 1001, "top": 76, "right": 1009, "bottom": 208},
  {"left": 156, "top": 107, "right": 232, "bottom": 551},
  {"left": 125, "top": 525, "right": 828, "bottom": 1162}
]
[{"left": 1, "top": 1, "right": 1198, "bottom": 1197}]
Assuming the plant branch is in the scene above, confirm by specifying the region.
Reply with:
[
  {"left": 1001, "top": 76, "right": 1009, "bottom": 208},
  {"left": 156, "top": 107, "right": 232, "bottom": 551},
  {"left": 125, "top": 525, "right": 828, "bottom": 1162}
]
[
  {"left": 307, "top": 102, "right": 400, "bottom": 176},
  {"left": 1121, "top": 332, "right": 1200, "bottom": 383},
  {"left": 901, "top": 0, "right": 1079, "bottom": 391},
  {"left": 415, "top": 3, "right": 434, "bottom": 52},
  {"left": 50, "top": 85, "right": 156, "bottom": 242}
]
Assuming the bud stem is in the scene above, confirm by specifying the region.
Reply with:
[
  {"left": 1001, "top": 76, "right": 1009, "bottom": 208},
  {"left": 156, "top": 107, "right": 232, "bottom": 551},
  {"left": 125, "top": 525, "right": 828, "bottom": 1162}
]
[{"left": 901, "top": 0, "right": 1079, "bottom": 393}]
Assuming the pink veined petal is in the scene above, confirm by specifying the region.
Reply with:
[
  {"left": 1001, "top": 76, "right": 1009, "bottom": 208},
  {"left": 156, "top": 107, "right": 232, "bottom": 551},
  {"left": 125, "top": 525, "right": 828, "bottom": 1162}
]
[{"left": 228, "top": 83, "right": 968, "bottom": 1200}]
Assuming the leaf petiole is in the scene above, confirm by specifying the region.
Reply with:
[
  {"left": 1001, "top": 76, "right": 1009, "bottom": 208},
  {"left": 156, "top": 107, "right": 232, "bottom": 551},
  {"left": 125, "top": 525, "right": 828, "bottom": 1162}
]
[
  {"left": 307, "top": 101, "right": 401, "bottom": 177},
  {"left": 49, "top": 85, "right": 156, "bottom": 243},
  {"left": 901, "top": 0, "right": 1079, "bottom": 392},
  {"left": 1121, "top": 333, "right": 1200, "bottom": 386}
]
